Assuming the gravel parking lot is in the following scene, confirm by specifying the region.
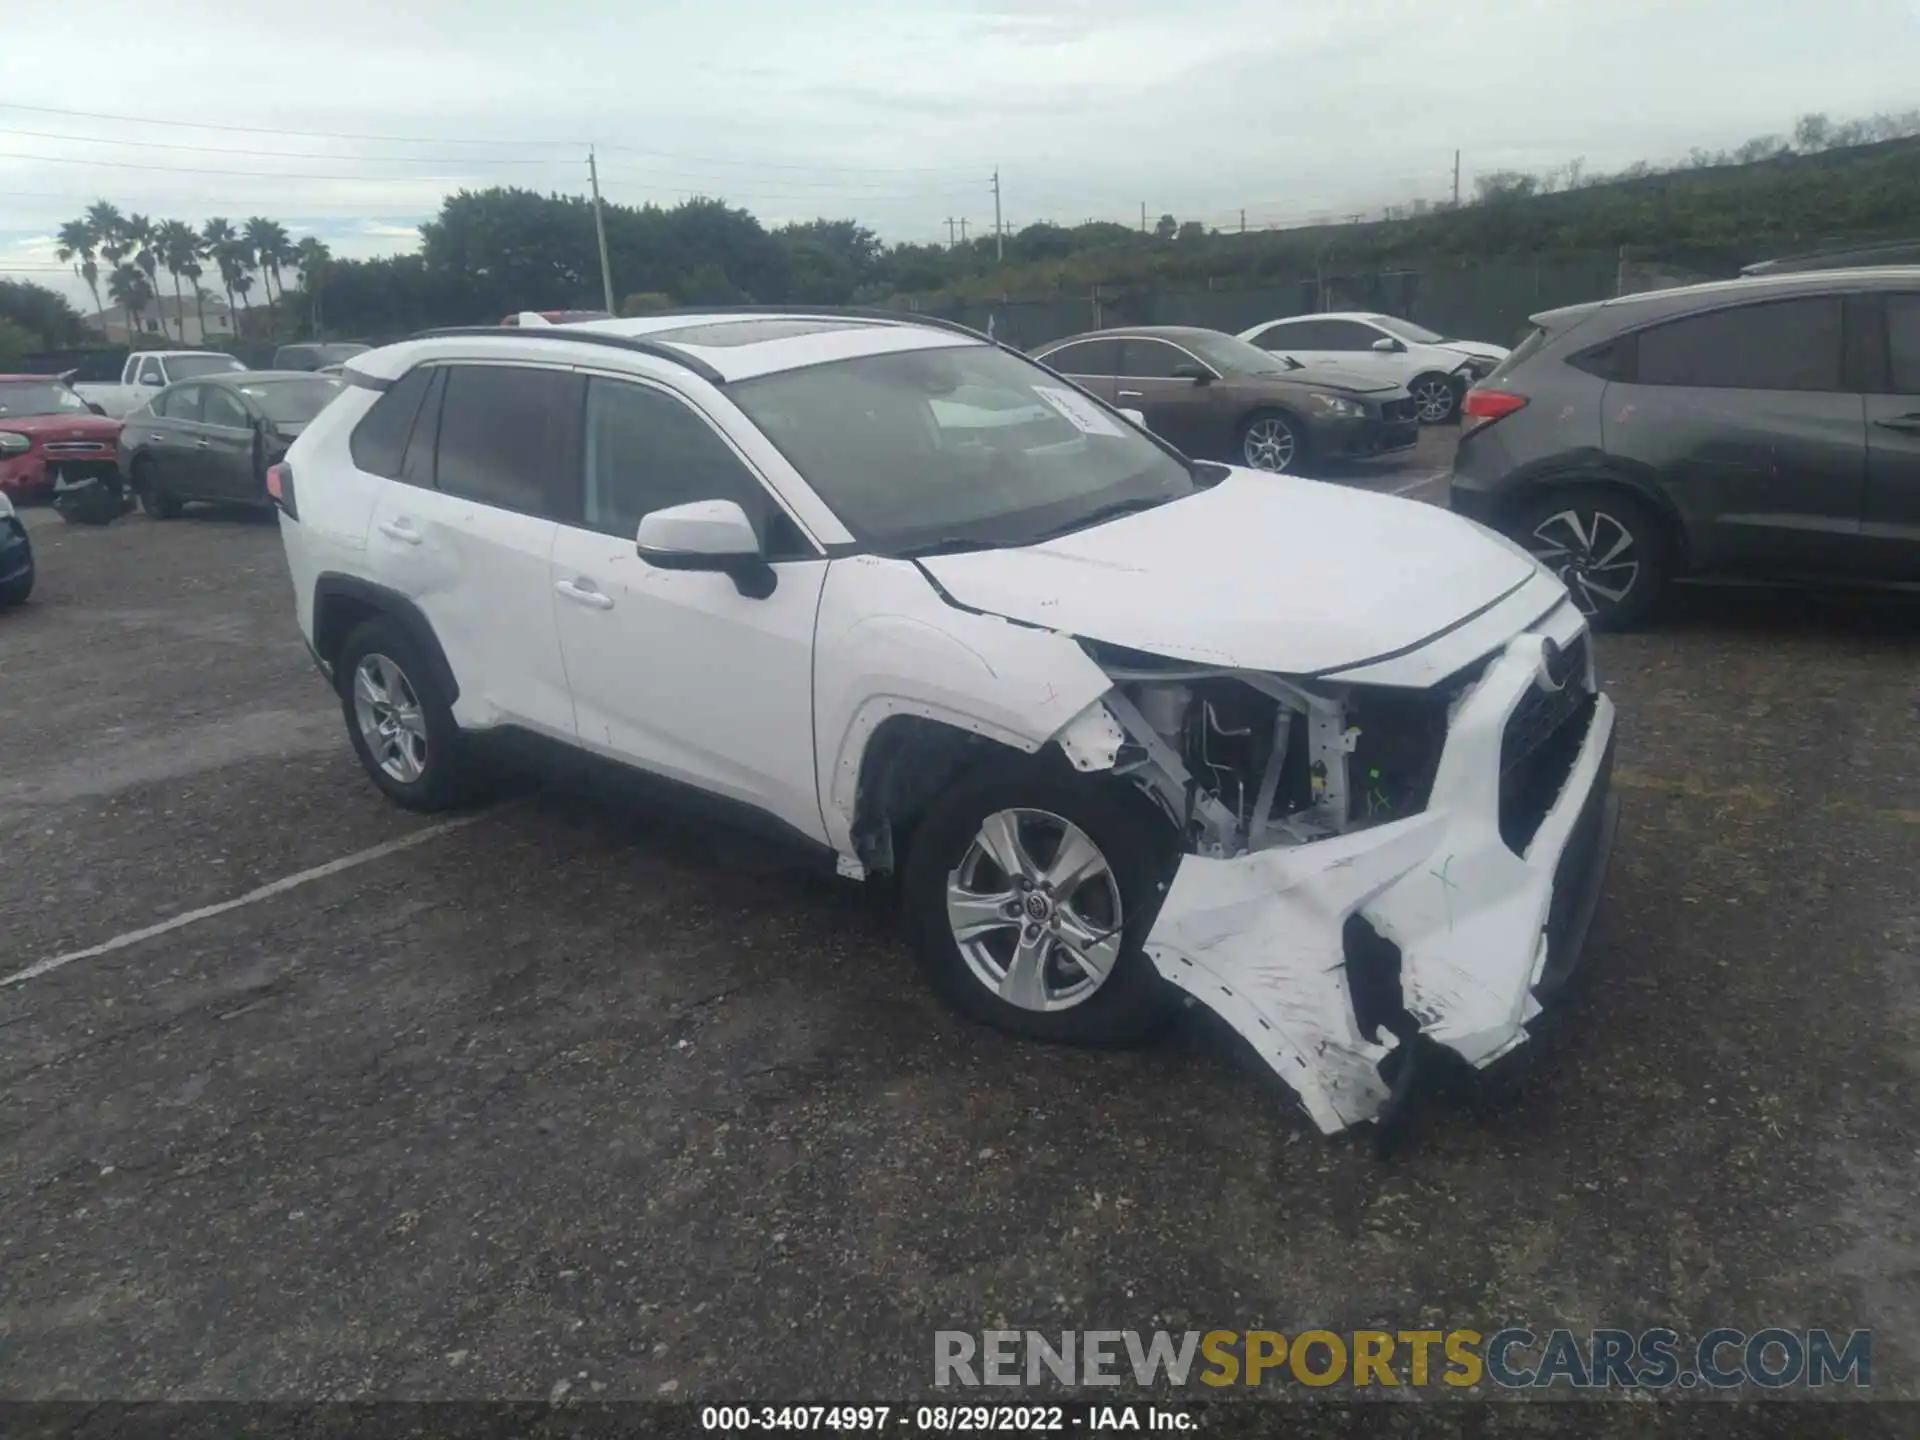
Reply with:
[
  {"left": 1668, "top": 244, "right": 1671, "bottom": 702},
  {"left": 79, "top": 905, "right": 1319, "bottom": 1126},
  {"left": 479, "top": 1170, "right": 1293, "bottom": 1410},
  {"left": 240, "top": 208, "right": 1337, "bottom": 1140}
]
[{"left": 2, "top": 432, "right": 1916, "bottom": 1409}]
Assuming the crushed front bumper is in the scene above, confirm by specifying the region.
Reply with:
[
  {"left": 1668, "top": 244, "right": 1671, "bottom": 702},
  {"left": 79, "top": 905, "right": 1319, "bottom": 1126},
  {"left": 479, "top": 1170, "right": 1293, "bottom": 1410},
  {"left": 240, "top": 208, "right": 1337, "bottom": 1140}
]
[{"left": 1140, "top": 624, "right": 1619, "bottom": 1135}]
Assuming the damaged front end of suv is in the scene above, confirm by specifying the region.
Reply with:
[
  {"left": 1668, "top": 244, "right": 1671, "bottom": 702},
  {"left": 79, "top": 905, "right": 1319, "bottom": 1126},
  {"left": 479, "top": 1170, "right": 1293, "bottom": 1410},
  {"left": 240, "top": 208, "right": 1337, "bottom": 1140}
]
[{"left": 1049, "top": 598, "right": 1619, "bottom": 1136}]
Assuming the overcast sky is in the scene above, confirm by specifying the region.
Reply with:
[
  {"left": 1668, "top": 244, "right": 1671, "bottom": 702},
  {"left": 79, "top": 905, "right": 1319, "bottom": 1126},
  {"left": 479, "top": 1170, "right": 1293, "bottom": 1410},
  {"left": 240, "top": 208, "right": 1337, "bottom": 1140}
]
[{"left": 4, "top": 0, "right": 1920, "bottom": 308}]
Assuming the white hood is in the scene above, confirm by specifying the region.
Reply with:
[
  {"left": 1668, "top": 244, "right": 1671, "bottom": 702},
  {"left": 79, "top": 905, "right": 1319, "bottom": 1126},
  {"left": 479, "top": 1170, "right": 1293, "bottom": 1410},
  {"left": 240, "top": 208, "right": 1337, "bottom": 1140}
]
[{"left": 919, "top": 470, "right": 1538, "bottom": 676}]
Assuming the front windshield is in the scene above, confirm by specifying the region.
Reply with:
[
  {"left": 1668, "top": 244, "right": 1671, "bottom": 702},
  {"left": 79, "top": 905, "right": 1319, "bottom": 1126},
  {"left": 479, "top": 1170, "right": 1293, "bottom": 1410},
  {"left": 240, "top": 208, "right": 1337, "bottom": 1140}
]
[
  {"left": 0, "top": 383, "right": 91, "bottom": 418},
  {"left": 168, "top": 354, "right": 247, "bottom": 379},
  {"left": 238, "top": 377, "right": 343, "bottom": 424},
  {"left": 1178, "top": 332, "right": 1295, "bottom": 376},
  {"left": 1370, "top": 315, "right": 1447, "bottom": 345},
  {"left": 731, "top": 343, "right": 1197, "bottom": 553}
]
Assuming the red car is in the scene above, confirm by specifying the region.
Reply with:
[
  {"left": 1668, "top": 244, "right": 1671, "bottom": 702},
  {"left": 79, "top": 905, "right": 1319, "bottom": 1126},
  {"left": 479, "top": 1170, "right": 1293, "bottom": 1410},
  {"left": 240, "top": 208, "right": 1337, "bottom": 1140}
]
[{"left": 0, "top": 375, "right": 122, "bottom": 500}]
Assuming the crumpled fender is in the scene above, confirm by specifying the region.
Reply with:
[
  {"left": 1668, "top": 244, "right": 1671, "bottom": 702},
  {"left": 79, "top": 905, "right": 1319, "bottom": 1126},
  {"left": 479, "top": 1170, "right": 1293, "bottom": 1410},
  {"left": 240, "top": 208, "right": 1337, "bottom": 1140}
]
[{"left": 1142, "top": 629, "right": 1618, "bottom": 1134}]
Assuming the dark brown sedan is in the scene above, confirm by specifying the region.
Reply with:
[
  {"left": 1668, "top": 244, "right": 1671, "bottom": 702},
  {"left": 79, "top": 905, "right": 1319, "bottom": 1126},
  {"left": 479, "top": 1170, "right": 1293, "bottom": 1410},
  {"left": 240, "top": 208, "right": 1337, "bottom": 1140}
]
[{"left": 1032, "top": 325, "right": 1418, "bottom": 474}]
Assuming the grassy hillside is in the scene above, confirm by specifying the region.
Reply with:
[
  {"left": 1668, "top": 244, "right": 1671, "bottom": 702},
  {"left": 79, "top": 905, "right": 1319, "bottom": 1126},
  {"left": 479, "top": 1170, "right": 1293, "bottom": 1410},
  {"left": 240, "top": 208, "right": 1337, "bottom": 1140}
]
[{"left": 907, "top": 136, "right": 1920, "bottom": 304}]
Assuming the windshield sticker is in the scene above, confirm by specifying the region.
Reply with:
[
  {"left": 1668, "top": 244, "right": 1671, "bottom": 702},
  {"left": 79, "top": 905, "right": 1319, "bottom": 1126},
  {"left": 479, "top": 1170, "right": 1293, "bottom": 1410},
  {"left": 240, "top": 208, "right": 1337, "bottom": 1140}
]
[{"left": 1032, "top": 385, "right": 1125, "bottom": 437}]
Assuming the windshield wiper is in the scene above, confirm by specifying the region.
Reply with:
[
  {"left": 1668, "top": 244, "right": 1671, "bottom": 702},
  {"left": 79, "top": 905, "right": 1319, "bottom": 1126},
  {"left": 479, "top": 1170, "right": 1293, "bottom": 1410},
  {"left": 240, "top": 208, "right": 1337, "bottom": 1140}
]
[{"left": 1021, "top": 494, "right": 1172, "bottom": 545}]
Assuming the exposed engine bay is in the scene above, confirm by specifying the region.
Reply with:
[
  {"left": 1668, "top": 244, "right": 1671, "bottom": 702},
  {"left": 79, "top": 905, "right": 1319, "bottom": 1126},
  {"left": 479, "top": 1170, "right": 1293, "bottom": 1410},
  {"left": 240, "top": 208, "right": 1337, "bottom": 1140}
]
[{"left": 1052, "top": 603, "right": 1618, "bottom": 1139}]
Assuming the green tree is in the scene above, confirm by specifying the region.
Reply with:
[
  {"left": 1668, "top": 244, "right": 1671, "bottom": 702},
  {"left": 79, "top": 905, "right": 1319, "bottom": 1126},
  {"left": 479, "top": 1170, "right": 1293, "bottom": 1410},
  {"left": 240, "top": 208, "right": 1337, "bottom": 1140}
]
[
  {"left": 294, "top": 235, "right": 332, "bottom": 337},
  {"left": 242, "top": 216, "right": 281, "bottom": 331},
  {"left": 155, "top": 220, "right": 202, "bottom": 343},
  {"left": 125, "top": 214, "right": 162, "bottom": 328},
  {"left": 0, "top": 317, "right": 37, "bottom": 369},
  {"left": 107, "top": 263, "right": 152, "bottom": 339},
  {"left": 0, "top": 280, "right": 87, "bottom": 349},
  {"left": 1153, "top": 213, "right": 1178, "bottom": 240},
  {"left": 56, "top": 218, "right": 108, "bottom": 336},
  {"left": 202, "top": 218, "right": 241, "bottom": 323}
]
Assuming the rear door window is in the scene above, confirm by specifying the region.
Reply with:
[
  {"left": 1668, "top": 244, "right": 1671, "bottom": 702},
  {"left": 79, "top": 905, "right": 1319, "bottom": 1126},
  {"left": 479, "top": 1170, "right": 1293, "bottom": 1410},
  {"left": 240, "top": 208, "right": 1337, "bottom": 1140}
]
[
  {"left": 1632, "top": 298, "right": 1844, "bottom": 391},
  {"left": 1255, "top": 320, "right": 1325, "bottom": 350},
  {"left": 1038, "top": 340, "right": 1122, "bottom": 376},
  {"left": 432, "top": 364, "right": 580, "bottom": 518}
]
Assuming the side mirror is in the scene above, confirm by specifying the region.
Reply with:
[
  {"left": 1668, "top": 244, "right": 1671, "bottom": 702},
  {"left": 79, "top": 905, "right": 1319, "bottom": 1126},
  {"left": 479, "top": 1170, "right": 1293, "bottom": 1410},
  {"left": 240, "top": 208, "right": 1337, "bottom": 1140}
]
[
  {"left": 1171, "top": 363, "right": 1213, "bottom": 384},
  {"left": 140, "top": 373, "right": 163, "bottom": 386},
  {"left": 636, "top": 499, "right": 776, "bottom": 599},
  {"left": 1118, "top": 407, "right": 1148, "bottom": 429},
  {"left": 1371, "top": 337, "right": 1404, "bottom": 354}
]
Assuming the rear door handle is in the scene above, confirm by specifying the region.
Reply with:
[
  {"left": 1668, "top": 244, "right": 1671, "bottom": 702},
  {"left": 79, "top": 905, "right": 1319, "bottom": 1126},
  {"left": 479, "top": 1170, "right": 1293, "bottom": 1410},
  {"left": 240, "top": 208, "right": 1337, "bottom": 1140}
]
[
  {"left": 555, "top": 578, "right": 614, "bottom": 610},
  {"left": 376, "top": 519, "right": 422, "bottom": 545},
  {"left": 1873, "top": 414, "right": 1920, "bottom": 434},
  {"left": 195, "top": 438, "right": 212, "bottom": 448}
]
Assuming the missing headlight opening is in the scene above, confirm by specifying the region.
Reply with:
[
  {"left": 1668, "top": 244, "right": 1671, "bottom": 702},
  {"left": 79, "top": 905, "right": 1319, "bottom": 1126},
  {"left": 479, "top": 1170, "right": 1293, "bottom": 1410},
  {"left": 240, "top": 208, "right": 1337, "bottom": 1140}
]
[
  {"left": 1068, "top": 617, "right": 1616, "bottom": 1142},
  {"left": 1083, "top": 639, "right": 1480, "bottom": 859}
]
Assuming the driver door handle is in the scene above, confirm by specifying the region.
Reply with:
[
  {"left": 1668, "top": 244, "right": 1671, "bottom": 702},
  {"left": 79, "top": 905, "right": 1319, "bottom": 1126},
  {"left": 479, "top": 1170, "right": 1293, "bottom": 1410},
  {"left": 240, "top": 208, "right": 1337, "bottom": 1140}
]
[
  {"left": 376, "top": 519, "right": 422, "bottom": 545},
  {"left": 555, "top": 578, "right": 614, "bottom": 610}
]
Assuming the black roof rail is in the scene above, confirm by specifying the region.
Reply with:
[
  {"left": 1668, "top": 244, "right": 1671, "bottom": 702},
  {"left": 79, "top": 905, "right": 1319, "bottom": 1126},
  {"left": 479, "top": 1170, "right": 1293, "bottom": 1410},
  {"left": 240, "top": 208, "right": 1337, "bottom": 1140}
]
[
  {"left": 630, "top": 304, "right": 991, "bottom": 342},
  {"left": 404, "top": 325, "right": 728, "bottom": 386}
]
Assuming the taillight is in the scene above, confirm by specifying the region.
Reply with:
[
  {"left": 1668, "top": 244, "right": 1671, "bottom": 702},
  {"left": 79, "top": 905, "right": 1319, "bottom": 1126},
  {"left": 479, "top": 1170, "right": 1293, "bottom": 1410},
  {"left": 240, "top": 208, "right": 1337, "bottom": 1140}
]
[
  {"left": 1461, "top": 388, "right": 1528, "bottom": 433},
  {"left": 266, "top": 462, "right": 298, "bottom": 520}
]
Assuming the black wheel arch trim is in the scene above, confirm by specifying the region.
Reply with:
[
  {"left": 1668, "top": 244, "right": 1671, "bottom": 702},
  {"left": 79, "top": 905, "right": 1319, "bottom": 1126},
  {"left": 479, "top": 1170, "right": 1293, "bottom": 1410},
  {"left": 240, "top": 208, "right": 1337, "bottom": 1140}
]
[{"left": 312, "top": 573, "right": 461, "bottom": 704}]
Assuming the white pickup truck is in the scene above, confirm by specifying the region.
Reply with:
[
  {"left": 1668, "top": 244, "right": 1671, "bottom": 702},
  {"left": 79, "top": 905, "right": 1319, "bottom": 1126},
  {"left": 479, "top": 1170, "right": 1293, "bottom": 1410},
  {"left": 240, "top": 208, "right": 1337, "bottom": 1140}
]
[{"left": 72, "top": 350, "right": 249, "bottom": 419}]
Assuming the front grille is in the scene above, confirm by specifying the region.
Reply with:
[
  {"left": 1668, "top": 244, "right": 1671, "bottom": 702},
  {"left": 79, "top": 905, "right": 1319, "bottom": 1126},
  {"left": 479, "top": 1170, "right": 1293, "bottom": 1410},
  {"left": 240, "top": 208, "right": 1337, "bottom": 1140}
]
[
  {"left": 1381, "top": 398, "right": 1416, "bottom": 424},
  {"left": 1498, "top": 637, "right": 1595, "bottom": 855},
  {"left": 42, "top": 440, "right": 109, "bottom": 457}
]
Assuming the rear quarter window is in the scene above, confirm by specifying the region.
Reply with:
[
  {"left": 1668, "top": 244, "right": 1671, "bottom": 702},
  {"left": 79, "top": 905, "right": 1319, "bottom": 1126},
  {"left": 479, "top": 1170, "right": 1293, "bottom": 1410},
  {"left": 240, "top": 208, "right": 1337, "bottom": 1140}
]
[{"left": 348, "top": 367, "right": 435, "bottom": 477}]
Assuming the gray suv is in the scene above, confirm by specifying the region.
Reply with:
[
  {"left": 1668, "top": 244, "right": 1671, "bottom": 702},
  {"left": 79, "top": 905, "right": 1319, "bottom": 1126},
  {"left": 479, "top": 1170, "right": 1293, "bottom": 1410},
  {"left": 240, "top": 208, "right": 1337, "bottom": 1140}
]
[{"left": 1447, "top": 268, "right": 1920, "bottom": 627}]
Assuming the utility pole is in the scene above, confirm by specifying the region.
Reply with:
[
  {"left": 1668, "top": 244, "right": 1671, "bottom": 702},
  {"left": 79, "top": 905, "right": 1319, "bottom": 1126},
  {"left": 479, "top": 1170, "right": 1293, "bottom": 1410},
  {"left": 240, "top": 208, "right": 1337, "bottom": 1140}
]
[
  {"left": 588, "top": 147, "right": 616, "bottom": 315},
  {"left": 1239, "top": 208, "right": 1246, "bottom": 234},
  {"left": 959, "top": 218, "right": 969, "bottom": 243},
  {"left": 1452, "top": 149, "right": 1461, "bottom": 209},
  {"left": 1140, "top": 202, "right": 1147, "bottom": 233},
  {"left": 990, "top": 169, "right": 1004, "bottom": 261},
  {"left": 945, "top": 217, "right": 957, "bottom": 247}
]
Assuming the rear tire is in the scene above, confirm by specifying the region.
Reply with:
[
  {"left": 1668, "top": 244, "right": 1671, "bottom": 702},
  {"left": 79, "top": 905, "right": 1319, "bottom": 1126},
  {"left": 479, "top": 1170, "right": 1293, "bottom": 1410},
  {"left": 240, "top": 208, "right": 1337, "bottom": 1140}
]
[
  {"left": 336, "top": 616, "right": 484, "bottom": 811},
  {"left": 902, "top": 752, "right": 1177, "bottom": 1046},
  {"left": 133, "top": 459, "right": 180, "bottom": 520},
  {"left": 1508, "top": 484, "right": 1670, "bottom": 630}
]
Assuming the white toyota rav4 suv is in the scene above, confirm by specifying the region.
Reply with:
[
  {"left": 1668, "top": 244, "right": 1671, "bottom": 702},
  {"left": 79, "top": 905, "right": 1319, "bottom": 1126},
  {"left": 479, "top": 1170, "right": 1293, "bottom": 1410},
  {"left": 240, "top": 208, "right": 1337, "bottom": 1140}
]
[{"left": 273, "top": 309, "right": 1619, "bottom": 1137}]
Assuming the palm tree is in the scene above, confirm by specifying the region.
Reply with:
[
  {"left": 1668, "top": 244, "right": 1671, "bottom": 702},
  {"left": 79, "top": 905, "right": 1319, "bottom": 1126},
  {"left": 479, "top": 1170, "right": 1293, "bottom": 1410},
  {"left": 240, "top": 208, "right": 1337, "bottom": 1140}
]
[
  {"left": 90, "top": 203, "right": 131, "bottom": 333},
  {"left": 126, "top": 214, "right": 162, "bottom": 330},
  {"left": 242, "top": 217, "right": 280, "bottom": 331},
  {"left": 107, "top": 264, "right": 153, "bottom": 340},
  {"left": 202, "top": 218, "right": 240, "bottom": 325},
  {"left": 232, "top": 269, "right": 255, "bottom": 332},
  {"left": 294, "top": 235, "right": 331, "bottom": 338},
  {"left": 56, "top": 217, "right": 108, "bottom": 336},
  {"left": 183, "top": 259, "right": 210, "bottom": 344},
  {"left": 155, "top": 221, "right": 202, "bottom": 343}
]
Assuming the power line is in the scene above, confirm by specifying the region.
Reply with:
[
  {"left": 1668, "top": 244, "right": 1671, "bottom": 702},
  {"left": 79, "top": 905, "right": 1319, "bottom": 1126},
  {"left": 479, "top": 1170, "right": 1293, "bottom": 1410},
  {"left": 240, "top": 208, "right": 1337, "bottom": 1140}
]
[{"left": 0, "top": 101, "right": 978, "bottom": 176}]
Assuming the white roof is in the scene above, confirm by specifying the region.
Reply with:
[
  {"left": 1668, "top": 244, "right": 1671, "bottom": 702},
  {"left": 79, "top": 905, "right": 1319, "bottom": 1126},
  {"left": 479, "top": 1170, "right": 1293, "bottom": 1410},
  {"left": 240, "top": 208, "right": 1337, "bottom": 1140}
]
[{"left": 354, "top": 311, "right": 983, "bottom": 387}]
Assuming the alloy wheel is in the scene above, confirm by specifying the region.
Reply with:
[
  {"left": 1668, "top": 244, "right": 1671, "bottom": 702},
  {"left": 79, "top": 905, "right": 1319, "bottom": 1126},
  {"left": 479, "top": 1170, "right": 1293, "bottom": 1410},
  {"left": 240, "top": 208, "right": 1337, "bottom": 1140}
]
[
  {"left": 1527, "top": 508, "right": 1640, "bottom": 617},
  {"left": 352, "top": 653, "right": 429, "bottom": 784},
  {"left": 945, "top": 808, "right": 1124, "bottom": 1013},
  {"left": 1242, "top": 417, "right": 1297, "bottom": 472},
  {"left": 1412, "top": 377, "right": 1457, "bottom": 423}
]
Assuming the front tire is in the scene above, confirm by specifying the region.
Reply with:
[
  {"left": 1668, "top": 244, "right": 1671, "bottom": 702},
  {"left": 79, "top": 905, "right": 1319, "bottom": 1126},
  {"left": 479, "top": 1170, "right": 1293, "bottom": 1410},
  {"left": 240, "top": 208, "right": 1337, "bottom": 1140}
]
[
  {"left": 1239, "top": 411, "right": 1303, "bottom": 473},
  {"left": 1410, "top": 372, "right": 1460, "bottom": 424},
  {"left": 0, "top": 568, "right": 31, "bottom": 608},
  {"left": 902, "top": 753, "right": 1176, "bottom": 1045},
  {"left": 337, "top": 617, "right": 483, "bottom": 811},
  {"left": 133, "top": 458, "right": 180, "bottom": 519},
  {"left": 1509, "top": 484, "right": 1669, "bottom": 630}
]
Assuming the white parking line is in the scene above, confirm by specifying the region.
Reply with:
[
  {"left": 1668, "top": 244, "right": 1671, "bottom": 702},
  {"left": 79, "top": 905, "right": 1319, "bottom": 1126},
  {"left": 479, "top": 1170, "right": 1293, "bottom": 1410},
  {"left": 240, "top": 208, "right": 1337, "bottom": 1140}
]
[
  {"left": 1, "top": 815, "right": 485, "bottom": 990},
  {"left": 1390, "top": 470, "right": 1451, "bottom": 496}
]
